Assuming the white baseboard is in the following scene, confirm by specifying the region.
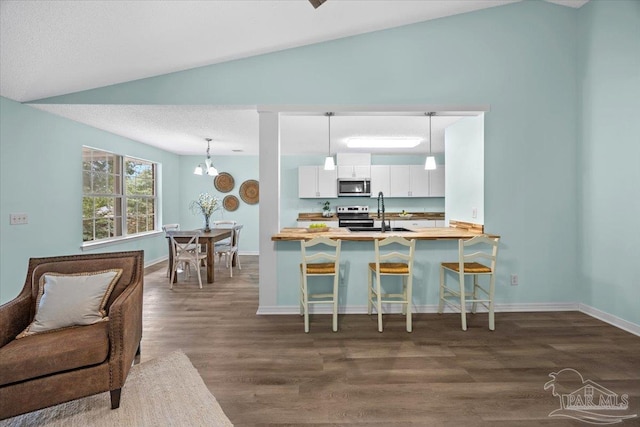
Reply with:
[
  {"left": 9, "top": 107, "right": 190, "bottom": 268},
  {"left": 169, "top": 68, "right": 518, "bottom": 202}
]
[
  {"left": 145, "top": 255, "right": 167, "bottom": 268},
  {"left": 579, "top": 303, "right": 640, "bottom": 337},
  {"left": 256, "top": 302, "right": 579, "bottom": 316},
  {"left": 145, "top": 252, "right": 256, "bottom": 270},
  {"left": 256, "top": 302, "right": 639, "bottom": 337}
]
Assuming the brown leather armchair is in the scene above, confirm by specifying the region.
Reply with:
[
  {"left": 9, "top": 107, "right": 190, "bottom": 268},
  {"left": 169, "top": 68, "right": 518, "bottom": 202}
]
[{"left": 0, "top": 250, "right": 144, "bottom": 420}]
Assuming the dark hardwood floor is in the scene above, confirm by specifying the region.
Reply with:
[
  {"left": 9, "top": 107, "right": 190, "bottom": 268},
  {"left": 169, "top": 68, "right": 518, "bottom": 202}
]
[{"left": 141, "top": 256, "right": 640, "bottom": 426}]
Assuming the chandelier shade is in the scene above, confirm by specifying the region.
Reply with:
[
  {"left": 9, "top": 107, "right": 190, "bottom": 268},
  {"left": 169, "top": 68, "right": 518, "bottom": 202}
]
[{"left": 194, "top": 138, "right": 219, "bottom": 176}]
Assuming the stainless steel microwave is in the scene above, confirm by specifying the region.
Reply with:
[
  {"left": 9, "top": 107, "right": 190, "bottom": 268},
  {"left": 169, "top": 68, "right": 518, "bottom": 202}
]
[{"left": 337, "top": 179, "right": 371, "bottom": 197}]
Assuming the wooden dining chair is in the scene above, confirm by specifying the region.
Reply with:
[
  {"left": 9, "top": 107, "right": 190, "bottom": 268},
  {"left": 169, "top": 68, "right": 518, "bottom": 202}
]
[
  {"left": 438, "top": 234, "right": 500, "bottom": 330},
  {"left": 214, "top": 225, "right": 243, "bottom": 277},
  {"left": 368, "top": 236, "right": 416, "bottom": 332},
  {"left": 167, "top": 230, "right": 207, "bottom": 289},
  {"left": 162, "top": 223, "right": 180, "bottom": 277}
]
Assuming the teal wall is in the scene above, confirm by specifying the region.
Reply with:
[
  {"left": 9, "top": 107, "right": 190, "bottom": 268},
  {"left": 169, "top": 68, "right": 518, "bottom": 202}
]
[
  {"left": 178, "top": 155, "right": 260, "bottom": 253},
  {"left": 0, "top": 97, "right": 182, "bottom": 302},
  {"left": 577, "top": 0, "right": 640, "bottom": 325},
  {"left": 3, "top": 1, "right": 637, "bottom": 325}
]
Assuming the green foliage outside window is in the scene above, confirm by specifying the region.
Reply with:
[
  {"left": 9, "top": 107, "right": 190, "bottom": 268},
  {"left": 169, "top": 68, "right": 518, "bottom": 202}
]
[{"left": 82, "top": 147, "right": 156, "bottom": 242}]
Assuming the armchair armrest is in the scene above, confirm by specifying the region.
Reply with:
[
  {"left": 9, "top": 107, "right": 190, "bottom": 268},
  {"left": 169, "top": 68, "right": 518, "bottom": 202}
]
[
  {"left": 107, "top": 275, "right": 143, "bottom": 389},
  {"left": 0, "top": 290, "right": 32, "bottom": 347}
]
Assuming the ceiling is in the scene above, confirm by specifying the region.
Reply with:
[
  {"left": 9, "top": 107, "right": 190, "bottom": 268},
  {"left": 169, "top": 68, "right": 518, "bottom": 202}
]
[{"left": 0, "top": 0, "right": 588, "bottom": 156}]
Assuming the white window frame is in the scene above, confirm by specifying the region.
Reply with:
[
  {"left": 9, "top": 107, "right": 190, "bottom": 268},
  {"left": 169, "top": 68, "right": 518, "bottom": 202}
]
[{"left": 82, "top": 146, "right": 159, "bottom": 248}]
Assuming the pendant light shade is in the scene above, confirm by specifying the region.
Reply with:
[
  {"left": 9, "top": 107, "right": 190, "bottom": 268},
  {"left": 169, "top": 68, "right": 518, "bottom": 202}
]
[
  {"left": 324, "top": 112, "right": 335, "bottom": 170},
  {"left": 424, "top": 112, "right": 437, "bottom": 170},
  {"left": 194, "top": 138, "right": 219, "bottom": 176},
  {"left": 324, "top": 156, "right": 335, "bottom": 170},
  {"left": 424, "top": 156, "right": 437, "bottom": 170}
]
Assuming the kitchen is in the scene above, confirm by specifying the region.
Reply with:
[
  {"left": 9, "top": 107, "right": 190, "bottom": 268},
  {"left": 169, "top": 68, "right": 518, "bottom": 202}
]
[
  {"left": 276, "top": 109, "right": 485, "bottom": 230},
  {"left": 261, "top": 107, "right": 488, "bottom": 315}
]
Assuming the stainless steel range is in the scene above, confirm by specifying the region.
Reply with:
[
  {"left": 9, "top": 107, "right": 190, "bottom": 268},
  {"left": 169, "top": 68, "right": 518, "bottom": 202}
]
[{"left": 336, "top": 206, "right": 374, "bottom": 228}]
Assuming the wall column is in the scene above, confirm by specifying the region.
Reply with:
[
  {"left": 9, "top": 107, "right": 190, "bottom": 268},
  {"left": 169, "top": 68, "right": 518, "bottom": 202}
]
[{"left": 257, "top": 111, "right": 280, "bottom": 311}]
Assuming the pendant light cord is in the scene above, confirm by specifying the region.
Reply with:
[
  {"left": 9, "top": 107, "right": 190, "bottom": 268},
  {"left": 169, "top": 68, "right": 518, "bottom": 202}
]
[
  {"left": 428, "top": 112, "right": 433, "bottom": 155},
  {"left": 327, "top": 112, "right": 333, "bottom": 155}
]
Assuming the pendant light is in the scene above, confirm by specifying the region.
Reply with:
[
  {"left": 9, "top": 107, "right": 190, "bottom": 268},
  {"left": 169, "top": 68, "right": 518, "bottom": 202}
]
[
  {"left": 323, "top": 112, "right": 335, "bottom": 170},
  {"left": 194, "top": 138, "right": 219, "bottom": 176},
  {"left": 424, "top": 112, "right": 437, "bottom": 170}
]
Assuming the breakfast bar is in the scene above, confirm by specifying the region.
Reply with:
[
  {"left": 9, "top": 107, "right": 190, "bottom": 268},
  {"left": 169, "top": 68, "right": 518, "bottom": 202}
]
[
  {"left": 271, "top": 225, "right": 489, "bottom": 241},
  {"left": 270, "top": 223, "right": 499, "bottom": 314}
]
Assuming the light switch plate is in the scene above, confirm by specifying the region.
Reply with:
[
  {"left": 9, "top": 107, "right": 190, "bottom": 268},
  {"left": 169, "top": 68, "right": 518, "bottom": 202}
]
[{"left": 10, "top": 213, "right": 28, "bottom": 225}]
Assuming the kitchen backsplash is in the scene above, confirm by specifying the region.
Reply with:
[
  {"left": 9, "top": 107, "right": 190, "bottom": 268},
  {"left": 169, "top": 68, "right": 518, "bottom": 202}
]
[{"left": 295, "top": 197, "right": 445, "bottom": 215}]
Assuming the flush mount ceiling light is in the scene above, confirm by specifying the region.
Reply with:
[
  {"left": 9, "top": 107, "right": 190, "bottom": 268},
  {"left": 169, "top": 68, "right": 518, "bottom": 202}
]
[
  {"left": 424, "top": 112, "right": 437, "bottom": 170},
  {"left": 324, "top": 112, "right": 335, "bottom": 171},
  {"left": 194, "top": 138, "right": 219, "bottom": 176},
  {"left": 346, "top": 137, "right": 422, "bottom": 149}
]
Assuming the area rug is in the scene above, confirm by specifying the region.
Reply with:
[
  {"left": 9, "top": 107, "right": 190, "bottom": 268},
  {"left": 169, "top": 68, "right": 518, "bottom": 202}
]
[{"left": 0, "top": 350, "right": 233, "bottom": 427}]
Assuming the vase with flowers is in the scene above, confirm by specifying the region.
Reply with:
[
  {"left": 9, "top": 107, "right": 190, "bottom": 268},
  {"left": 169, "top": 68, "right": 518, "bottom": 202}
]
[
  {"left": 322, "top": 201, "right": 332, "bottom": 218},
  {"left": 190, "top": 193, "right": 220, "bottom": 232}
]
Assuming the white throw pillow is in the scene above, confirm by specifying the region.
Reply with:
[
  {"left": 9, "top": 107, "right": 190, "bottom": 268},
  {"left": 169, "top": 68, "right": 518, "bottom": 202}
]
[{"left": 17, "top": 269, "right": 122, "bottom": 338}]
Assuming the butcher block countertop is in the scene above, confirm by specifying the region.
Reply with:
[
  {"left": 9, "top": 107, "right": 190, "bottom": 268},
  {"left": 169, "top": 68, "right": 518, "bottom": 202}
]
[
  {"left": 271, "top": 227, "right": 497, "bottom": 241},
  {"left": 297, "top": 212, "right": 445, "bottom": 221}
]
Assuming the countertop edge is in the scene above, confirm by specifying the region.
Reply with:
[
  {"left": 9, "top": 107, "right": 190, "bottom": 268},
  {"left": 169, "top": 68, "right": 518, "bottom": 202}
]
[{"left": 271, "top": 227, "right": 498, "bottom": 241}]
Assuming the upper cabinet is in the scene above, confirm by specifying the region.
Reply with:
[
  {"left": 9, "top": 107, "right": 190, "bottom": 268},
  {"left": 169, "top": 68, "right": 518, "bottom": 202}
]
[
  {"left": 298, "top": 160, "right": 443, "bottom": 199},
  {"left": 388, "top": 165, "right": 429, "bottom": 197},
  {"left": 409, "top": 165, "right": 431, "bottom": 197},
  {"left": 336, "top": 153, "right": 371, "bottom": 178},
  {"left": 388, "top": 165, "right": 411, "bottom": 197},
  {"left": 429, "top": 166, "right": 445, "bottom": 197},
  {"left": 370, "top": 165, "right": 390, "bottom": 197},
  {"left": 337, "top": 165, "right": 371, "bottom": 179},
  {"left": 387, "top": 165, "right": 443, "bottom": 198},
  {"left": 298, "top": 166, "right": 338, "bottom": 198}
]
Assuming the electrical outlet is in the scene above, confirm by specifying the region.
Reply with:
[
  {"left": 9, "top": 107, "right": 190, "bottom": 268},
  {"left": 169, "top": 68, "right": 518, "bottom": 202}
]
[
  {"left": 510, "top": 274, "right": 519, "bottom": 286},
  {"left": 472, "top": 207, "right": 478, "bottom": 218},
  {"left": 10, "top": 213, "right": 29, "bottom": 225}
]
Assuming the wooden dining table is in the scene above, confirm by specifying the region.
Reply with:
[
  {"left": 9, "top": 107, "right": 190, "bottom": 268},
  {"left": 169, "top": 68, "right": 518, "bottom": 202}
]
[{"left": 168, "top": 229, "right": 232, "bottom": 284}]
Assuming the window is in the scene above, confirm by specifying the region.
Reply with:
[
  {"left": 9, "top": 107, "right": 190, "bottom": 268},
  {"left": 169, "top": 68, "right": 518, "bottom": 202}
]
[{"left": 82, "top": 147, "right": 157, "bottom": 243}]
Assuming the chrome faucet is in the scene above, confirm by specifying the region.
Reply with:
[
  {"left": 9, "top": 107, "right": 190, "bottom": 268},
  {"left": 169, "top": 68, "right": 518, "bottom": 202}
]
[{"left": 377, "top": 191, "right": 389, "bottom": 233}]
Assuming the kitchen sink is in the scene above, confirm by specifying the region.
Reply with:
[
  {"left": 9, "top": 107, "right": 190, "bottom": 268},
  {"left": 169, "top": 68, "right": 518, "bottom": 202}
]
[{"left": 348, "top": 227, "right": 414, "bottom": 232}]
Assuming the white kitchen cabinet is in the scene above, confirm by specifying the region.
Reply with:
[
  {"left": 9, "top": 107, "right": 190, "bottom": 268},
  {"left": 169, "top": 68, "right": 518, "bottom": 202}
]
[
  {"left": 409, "top": 165, "right": 430, "bottom": 197},
  {"left": 429, "top": 166, "right": 445, "bottom": 197},
  {"left": 298, "top": 166, "right": 337, "bottom": 198},
  {"left": 393, "top": 220, "right": 434, "bottom": 228},
  {"left": 388, "top": 165, "right": 430, "bottom": 197},
  {"left": 370, "top": 165, "right": 390, "bottom": 197},
  {"left": 317, "top": 168, "right": 338, "bottom": 197},
  {"left": 336, "top": 153, "right": 371, "bottom": 178},
  {"left": 388, "top": 165, "right": 411, "bottom": 197},
  {"left": 337, "top": 165, "right": 371, "bottom": 179}
]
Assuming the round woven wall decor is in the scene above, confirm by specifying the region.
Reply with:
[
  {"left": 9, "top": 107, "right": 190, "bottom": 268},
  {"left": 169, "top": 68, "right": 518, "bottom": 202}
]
[
  {"left": 239, "top": 179, "right": 259, "bottom": 205},
  {"left": 223, "top": 195, "right": 239, "bottom": 212},
  {"left": 214, "top": 172, "right": 234, "bottom": 193}
]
